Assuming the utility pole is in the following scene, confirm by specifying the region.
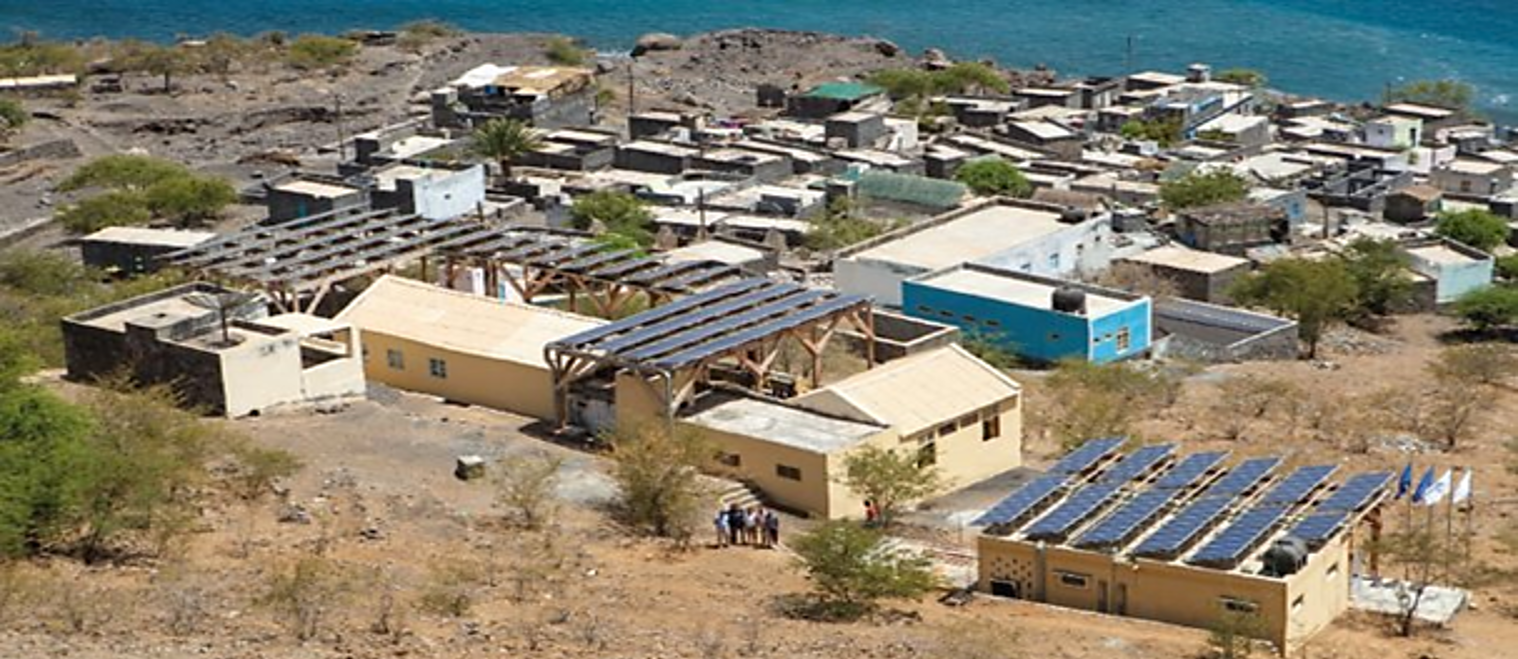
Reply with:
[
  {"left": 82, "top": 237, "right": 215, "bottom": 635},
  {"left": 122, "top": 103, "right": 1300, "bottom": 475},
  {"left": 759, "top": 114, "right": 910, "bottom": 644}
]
[{"left": 334, "top": 93, "right": 347, "bottom": 162}]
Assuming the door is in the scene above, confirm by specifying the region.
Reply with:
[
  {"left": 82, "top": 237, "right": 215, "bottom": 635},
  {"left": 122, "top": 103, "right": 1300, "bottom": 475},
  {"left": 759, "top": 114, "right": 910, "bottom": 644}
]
[
  {"left": 1097, "top": 580, "right": 1109, "bottom": 613},
  {"left": 1115, "top": 583, "right": 1128, "bottom": 616}
]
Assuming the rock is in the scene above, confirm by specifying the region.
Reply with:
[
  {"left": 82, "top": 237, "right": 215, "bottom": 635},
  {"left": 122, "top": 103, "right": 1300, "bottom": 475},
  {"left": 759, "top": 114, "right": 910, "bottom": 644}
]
[
  {"left": 277, "top": 504, "right": 312, "bottom": 524},
  {"left": 923, "top": 47, "right": 952, "bottom": 70},
  {"left": 872, "top": 39, "right": 902, "bottom": 58},
  {"left": 632, "top": 32, "right": 682, "bottom": 57},
  {"left": 455, "top": 455, "right": 486, "bottom": 481}
]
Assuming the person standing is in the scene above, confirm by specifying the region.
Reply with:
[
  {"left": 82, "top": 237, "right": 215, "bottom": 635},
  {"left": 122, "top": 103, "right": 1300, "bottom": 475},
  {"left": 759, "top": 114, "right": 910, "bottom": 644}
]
[
  {"left": 764, "top": 509, "right": 780, "bottom": 547},
  {"left": 726, "top": 504, "right": 745, "bottom": 546},
  {"left": 745, "top": 506, "right": 761, "bottom": 546},
  {"left": 714, "top": 506, "right": 729, "bottom": 548}
]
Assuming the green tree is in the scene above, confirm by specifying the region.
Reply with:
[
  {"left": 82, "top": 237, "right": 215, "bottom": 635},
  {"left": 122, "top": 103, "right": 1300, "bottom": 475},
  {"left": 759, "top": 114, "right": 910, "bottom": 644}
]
[
  {"left": 1035, "top": 363, "right": 1181, "bottom": 450},
  {"left": 789, "top": 520, "right": 938, "bottom": 620},
  {"left": 0, "top": 98, "right": 26, "bottom": 140},
  {"left": 0, "top": 376, "right": 92, "bottom": 557},
  {"left": 1496, "top": 254, "right": 1518, "bottom": 281},
  {"left": 469, "top": 117, "right": 543, "bottom": 181},
  {"left": 1214, "top": 68, "right": 1267, "bottom": 88},
  {"left": 1206, "top": 609, "right": 1266, "bottom": 659},
  {"left": 1386, "top": 79, "right": 1475, "bottom": 113},
  {"left": 285, "top": 34, "right": 357, "bottom": 70},
  {"left": 804, "top": 197, "right": 887, "bottom": 251},
  {"left": 1435, "top": 209, "right": 1510, "bottom": 252},
  {"left": 131, "top": 45, "right": 187, "bottom": 93},
  {"left": 544, "top": 37, "right": 589, "bottom": 66},
  {"left": 59, "top": 154, "right": 189, "bottom": 192},
  {"left": 1120, "top": 117, "right": 1183, "bottom": 147},
  {"left": 57, "top": 191, "right": 153, "bottom": 234},
  {"left": 868, "top": 68, "right": 936, "bottom": 100},
  {"left": 1230, "top": 257, "right": 1358, "bottom": 358},
  {"left": 936, "top": 62, "right": 1010, "bottom": 95},
  {"left": 569, "top": 190, "right": 655, "bottom": 246},
  {"left": 144, "top": 175, "right": 238, "bottom": 227},
  {"left": 1160, "top": 170, "right": 1251, "bottom": 210},
  {"left": 955, "top": 158, "right": 1033, "bottom": 198},
  {"left": 837, "top": 445, "right": 943, "bottom": 527},
  {"left": 1451, "top": 285, "right": 1518, "bottom": 332},
  {"left": 1339, "top": 237, "right": 1413, "bottom": 318},
  {"left": 607, "top": 424, "right": 715, "bottom": 540}
]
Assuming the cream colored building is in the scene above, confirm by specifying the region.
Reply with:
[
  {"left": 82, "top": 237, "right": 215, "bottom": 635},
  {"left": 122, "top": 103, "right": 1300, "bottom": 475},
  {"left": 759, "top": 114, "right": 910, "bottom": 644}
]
[
  {"left": 337, "top": 275, "right": 606, "bottom": 420},
  {"left": 677, "top": 344, "right": 1023, "bottom": 518},
  {"left": 975, "top": 447, "right": 1389, "bottom": 653}
]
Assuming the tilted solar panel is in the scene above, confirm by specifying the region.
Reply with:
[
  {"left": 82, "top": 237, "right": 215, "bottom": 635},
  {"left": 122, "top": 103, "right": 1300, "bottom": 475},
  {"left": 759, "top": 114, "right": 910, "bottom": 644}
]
[
  {"left": 1154, "top": 451, "right": 1228, "bottom": 490},
  {"left": 1258, "top": 465, "right": 1338, "bottom": 507},
  {"left": 1023, "top": 481, "right": 1124, "bottom": 540},
  {"left": 1187, "top": 505, "right": 1291, "bottom": 567},
  {"left": 972, "top": 475, "right": 1068, "bottom": 527},
  {"left": 1073, "top": 489, "right": 1179, "bottom": 549},
  {"left": 1205, "top": 457, "right": 1282, "bottom": 496},
  {"left": 1099, "top": 444, "right": 1176, "bottom": 483},
  {"left": 1132, "top": 495, "right": 1235, "bottom": 558},
  {"left": 1048, "top": 437, "right": 1126, "bottom": 475}
]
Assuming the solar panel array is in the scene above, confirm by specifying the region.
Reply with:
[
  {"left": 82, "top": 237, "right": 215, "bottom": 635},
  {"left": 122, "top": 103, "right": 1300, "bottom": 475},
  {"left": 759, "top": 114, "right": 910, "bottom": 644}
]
[
  {"left": 1187, "top": 505, "right": 1292, "bottom": 567},
  {"left": 1132, "top": 495, "right": 1235, "bottom": 558},
  {"left": 1205, "top": 457, "right": 1281, "bottom": 496},
  {"left": 1286, "top": 471, "right": 1392, "bottom": 548},
  {"left": 1257, "top": 465, "right": 1337, "bottom": 507},
  {"left": 1023, "top": 481, "right": 1125, "bottom": 540},
  {"left": 1098, "top": 444, "right": 1176, "bottom": 483},
  {"left": 973, "top": 475, "right": 1068, "bottom": 528},
  {"left": 1154, "top": 451, "right": 1228, "bottom": 490},
  {"left": 1073, "top": 489, "right": 1178, "bottom": 549},
  {"left": 1048, "top": 437, "right": 1126, "bottom": 475}
]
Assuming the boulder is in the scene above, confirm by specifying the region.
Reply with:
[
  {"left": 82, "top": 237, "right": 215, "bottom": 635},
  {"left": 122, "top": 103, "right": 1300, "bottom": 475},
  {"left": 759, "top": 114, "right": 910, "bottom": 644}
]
[
  {"left": 872, "top": 39, "right": 902, "bottom": 58},
  {"left": 455, "top": 455, "right": 486, "bottom": 481},
  {"left": 632, "top": 32, "right": 682, "bottom": 57},
  {"left": 923, "top": 47, "right": 952, "bottom": 70}
]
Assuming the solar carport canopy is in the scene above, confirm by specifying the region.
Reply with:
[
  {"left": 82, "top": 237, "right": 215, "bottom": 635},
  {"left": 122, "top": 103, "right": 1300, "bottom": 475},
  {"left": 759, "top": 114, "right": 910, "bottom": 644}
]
[{"left": 550, "top": 278, "right": 869, "bottom": 371}]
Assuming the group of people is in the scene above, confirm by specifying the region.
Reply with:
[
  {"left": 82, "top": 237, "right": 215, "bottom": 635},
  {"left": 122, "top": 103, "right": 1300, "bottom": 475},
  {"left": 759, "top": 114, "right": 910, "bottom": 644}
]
[{"left": 714, "top": 503, "right": 780, "bottom": 548}]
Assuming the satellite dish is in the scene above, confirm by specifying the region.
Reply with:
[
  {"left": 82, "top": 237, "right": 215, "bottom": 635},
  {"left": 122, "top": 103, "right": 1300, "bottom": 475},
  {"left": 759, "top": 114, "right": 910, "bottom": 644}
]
[{"left": 184, "top": 291, "right": 259, "bottom": 348}]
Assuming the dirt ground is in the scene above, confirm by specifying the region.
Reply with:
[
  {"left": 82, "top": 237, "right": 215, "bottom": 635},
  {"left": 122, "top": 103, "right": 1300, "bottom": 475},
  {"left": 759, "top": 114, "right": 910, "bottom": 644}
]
[{"left": 3, "top": 314, "right": 1517, "bottom": 659}]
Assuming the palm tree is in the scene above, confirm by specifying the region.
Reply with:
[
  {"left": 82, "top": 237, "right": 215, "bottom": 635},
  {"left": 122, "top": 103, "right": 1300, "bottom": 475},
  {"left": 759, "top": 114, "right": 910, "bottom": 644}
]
[{"left": 470, "top": 118, "right": 542, "bottom": 183}]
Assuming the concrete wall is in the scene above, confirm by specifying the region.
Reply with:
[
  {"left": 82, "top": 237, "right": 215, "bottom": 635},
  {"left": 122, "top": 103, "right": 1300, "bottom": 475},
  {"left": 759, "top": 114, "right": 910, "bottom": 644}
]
[
  {"left": 1404, "top": 246, "right": 1495, "bottom": 304},
  {"left": 974, "top": 218, "right": 1115, "bottom": 280},
  {"left": 682, "top": 418, "right": 893, "bottom": 518},
  {"left": 903, "top": 280, "right": 1091, "bottom": 363},
  {"left": 1088, "top": 299, "right": 1153, "bottom": 363},
  {"left": 266, "top": 187, "right": 369, "bottom": 224},
  {"left": 916, "top": 394, "right": 1023, "bottom": 488},
  {"left": 359, "top": 330, "right": 557, "bottom": 420},
  {"left": 834, "top": 257, "right": 927, "bottom": 308},
  {"left": 218, "top": 328, "right": 307, "bottom": 418}
]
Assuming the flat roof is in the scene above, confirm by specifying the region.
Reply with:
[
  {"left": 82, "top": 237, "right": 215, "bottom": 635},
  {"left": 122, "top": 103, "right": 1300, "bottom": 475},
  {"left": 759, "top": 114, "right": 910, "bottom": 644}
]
[
  {"left": 385, "top": 135, "right": 452, "bottom": 160},
  {"left": 804, "top": 81, "right": 883, "bottom": 101},
  {"left": 256, "top": 312, "right": 351, "bottom": 337},
  {"left": 75, "top": 295, "right": 215, "bottom": 333},
  {"left": 273, "top": 179, "right": 361, "bottom": 199},
  {"left": 1444, "top": 158, "right": 1506, "bottom": 175},
  {"left": 337, "top": 275, "right": 605, "bottom": 366},
  {"left": 81, "top": 226, "right": 215, "bottom": 248},
  {"left": 1010, "top": 120, "right": 1076, "bottom": 141},
  {"left": 683, "top": 395, "right": 885, "bottom": 454},
  {"left": 1385, "top": 102, "right": 1456, "bottom": 119},
  {"left": 622, "top": 140, "right": 699, "bottom": 157},
  {"left": 915, "top": 266, "right": 1134, "bottom": 317},
  {"left": 793, "top": 344, "right": 1020, "bottom": 435},
  {"left": 848, "top": 203, "right": 1071, "bottom": 271},
  {"left": 1128, "top": 71, "right": 1187, "bottom": 86},
  {"left": 664, "top": 240, "right": 766, "bottom": 266},
  {"left": 1406, "top": 243, "right": 1483, "bottom": 266},
  {"left": 1122, "top": 245, "right": 1249, "bottom": 274}
]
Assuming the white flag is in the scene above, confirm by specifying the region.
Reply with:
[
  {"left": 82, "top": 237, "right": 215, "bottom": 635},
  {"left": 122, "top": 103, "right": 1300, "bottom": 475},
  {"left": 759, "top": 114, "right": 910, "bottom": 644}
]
[
  {"left": 1422, "top": 469, "right": 1452, "bottom": 506},
  {"left": 1451, "top": 469, "right": 1473, "bottom": 505}
]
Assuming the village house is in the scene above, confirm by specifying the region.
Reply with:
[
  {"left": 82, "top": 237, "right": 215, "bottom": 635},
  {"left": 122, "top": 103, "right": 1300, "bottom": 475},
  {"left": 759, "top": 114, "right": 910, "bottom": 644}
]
[
  {"left": 431, "top": 64, "right": 598, "bottom": 129},
  {"left": 1430, "top": 159, "right": 1514, "bottom": 198},
  {"left": 1174, "top": 202, "right": 1289, "bottom": 255},
  {"left": 1116, "top": 244, "right": 1252, "bottom": 304},
  {"left": 1382, "top": 184, "right": 1444, "bottom": 224},
  {"left": 78, "top": 226, "right": 215, "bottom": 275}
]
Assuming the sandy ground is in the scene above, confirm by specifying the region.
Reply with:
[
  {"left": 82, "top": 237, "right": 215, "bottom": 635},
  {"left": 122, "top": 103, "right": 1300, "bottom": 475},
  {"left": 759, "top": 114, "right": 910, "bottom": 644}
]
[{"left": 2, "top": 314, "right": 1516, "bottom": 659}]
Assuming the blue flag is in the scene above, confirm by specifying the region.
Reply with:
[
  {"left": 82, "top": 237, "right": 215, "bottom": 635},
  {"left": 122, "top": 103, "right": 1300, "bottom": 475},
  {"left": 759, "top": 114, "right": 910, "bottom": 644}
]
[
  {"left": 1396, "top": 463, "right": 1413, "bottom": 500},
  {"left": 1411, "top": 466, "right": 1435, "bottom": 504}
]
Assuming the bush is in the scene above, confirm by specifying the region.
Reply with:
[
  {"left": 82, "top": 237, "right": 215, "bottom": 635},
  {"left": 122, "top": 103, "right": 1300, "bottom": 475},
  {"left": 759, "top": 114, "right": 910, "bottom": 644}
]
[
  {"left": 494, "top": 451, "right": 564, "bottom": 530},
  {"left": 1230, "top": 257, "right": 1357, "bottom": 358},
  {"left": 286, "top": 35, "right": 358, "bottom": 70},
  {"left": 1387, "top": 79, "right": 1475, "bottom": 113},
  {"left": 57, "top": 155, "right": 235, "bottom": 232},
  {"left": 1451, "top": 285, "right": 1518, "bottom": 332},
  {"left": 1339, "top": 237, "right": 1413, "bottom": 319},
  {"left": 606, "top": 424, "right": 714, "bottom": 540},
  {"left": 804, "top": 198, "right": 888, "bottom": 251},
  {"left": 789, "top": 521, "right": 938, "bottom": 620},
  {"left": 1160, "top": 170, "right": 1250, "bottom": 210},
  {"left": 955, "top": 158, "right": 1033, "bottom": 198},
  {"left": 0, "top": 40, "right": 85, "bottom": 77},
  {"left": 59, "top": 154, "right": 189, "bottom": 192},
  {"left": 0, "top": 98, "right": 27, "bottom": 137},
  {"left": 569, "top": 191, "right": 655, "bottom": 246},
  {"left": 837, "top": 445, "right": 943, "bottom": 527},
  {"left": 398, "top": 20, "right": 459, "bottom": 51},
  {"left": 57, "top": 191, "right": 152, "bottom": 234},
  {"left": 544, "top": 37, "right": 588, "bottom": 66},
  {"left": 1214, "top": 68, "right": 1267, "bottom": 88},
  {"left": 1497, "top": 254, "right": 1518, "bottom": 281},
  {"left": 1035, "top": 362, "right": 1182, "bottom": 449},
  {"left": 1120, "top": 117, "right": 1183, "bottom": 147},
  {"left": 260, "top": 557, "right": 352, "bottom": 640},
  {"left": 1435, "top": 209, "right": 1510, "bottom": 252},
  {"left": 144, "top": 175, "right": 238, "bottom": 227}
]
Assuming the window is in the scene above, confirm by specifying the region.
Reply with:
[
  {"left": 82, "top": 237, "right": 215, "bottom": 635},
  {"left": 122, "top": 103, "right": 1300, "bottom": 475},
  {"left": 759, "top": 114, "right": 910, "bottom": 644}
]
[
  {"left": 1116, "top": 327, "right": 1132, "bottom": 352},
  {"left": 1460, "top": 180, "right": 1472, "bottom": 193},
  {"left": 938, "top": 422, "right": 957, "bottom": 438},
  {"left": 1220, "top": 597, "right": 1258, "bottom": 614},
  {"left": 982, "top": 414, "right": 1002, "bottom": 441},
  {"left": 985, "top": 319, "right": 1002, "bottom": 328},
  {"left": 1047, "top": 332, "right": 1062, "bottom": 342},
  {"left": 962, "top": 314, "right": 977, "bottom": 323},
  {"left": 957, "top": 413, "right": 979, "bottom": 429},
  {"left": 776, "top": 464, "right": 802, "bottom": 481},
  {"left": 1327, "top": 562, "right": 1340, "bottom": 579},
  {"left": 917, "top": 440, "right": 937, "bottom": 468},
  {"left": 1056, "top": 571, "right": 1090, "bottom": 589},
  {"left": 386, "top": 349, "right": 404, "bottom": 370},
  {"left": 719, "top": 453, "right": 742, "bottom": 468},
  {"left": 1292, "top": 594, "right": 1305, "bottom": 613},
  {"left": 428, "top": 358, "right": 448, "bottom": 379},
  {"left": 917, "top": 305, "right": 934, "bottom": 315},
  {"left": 939, "top": 310, "right": 954, "bottom": 319},
  {"left": 1047, "top": 253, "right": 1060, "bottom": 270}
]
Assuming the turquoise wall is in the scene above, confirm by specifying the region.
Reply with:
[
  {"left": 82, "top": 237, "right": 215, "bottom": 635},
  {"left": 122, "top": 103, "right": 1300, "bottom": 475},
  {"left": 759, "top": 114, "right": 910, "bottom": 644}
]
[{"left": 903, "top": 279, "right": 1151, "bottom": 364}]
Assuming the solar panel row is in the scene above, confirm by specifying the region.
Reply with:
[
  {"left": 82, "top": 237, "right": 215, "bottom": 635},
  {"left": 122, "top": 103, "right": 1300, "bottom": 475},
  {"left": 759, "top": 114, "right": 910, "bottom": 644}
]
[
  {"left": 1099, "top": 444, "right": 1176, "bottom": 483},
  {"left": 1049, "top": 437, "right": 1126, "bottom": 475},
  {"left": 1288, "top": 512, "right": 1349, "bottom": 548},
  {"left": 1023, "top": 481, "right": 1125, "bottom": 540},
  {"left": 1257, "top": 465, "right": 1337, "bottom": 507},
  {"left": 1205, "top": 457, "right": 1281, "bottom": 496},
  {"left": 1154, "top": 451, "right": 1228, "bottom": 490},
  {"left": 1187, "top": 505, "right": 1291, "bottom": 567},
  {"left": 655, "top": 293, "right": 866, "bottom": 370},
  {"left": 556, "top": 278, "right": 767, "bottom": 347},
  {"left": 1073, "top": 489, "right": 1178, "bottom": 549},
  {"left": 973, "top": 475, "right": 1068, "bottom": 527},
  {"left": 1132, "top": 495, "right": 1235, "bottom": 558},
  {"left": 1313, "top": 471, "right": 1392, "bottom": 512}
]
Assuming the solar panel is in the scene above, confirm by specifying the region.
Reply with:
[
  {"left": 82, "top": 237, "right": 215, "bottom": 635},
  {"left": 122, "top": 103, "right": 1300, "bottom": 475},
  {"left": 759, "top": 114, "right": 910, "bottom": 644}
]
[
  {"left": 1099, "top": 444, "right": 1175, "bottom": 483},
  {"left": 653, "top": 293, "right": 865, "bottom": 369},
  {"left": 593, "top": 284, "right": 801, "bottom": 354},
  {"left": 1154, "top": 451, "right": 1228, "bottom": 490},
  {"left": 1187, "top": 505, "right": 1291, "bottom": 567},
  {"left": 1048, "top": 437, "right": 1126, "bottom": 475},
  {"left": 1313, "top": 471, "right": 1393, "bottom": 513},
  {"left": 1205, "top": 457, "right": 1282, "bottom": 496},
  {"left": 1258, "top": 465, "right": 1337, "bottom": 507},
  {"left": 1073, "top": 489, "right": 1178, "bottom": 549},
  {"left": 1288, "top": 511, "right": 1350, "bottom": 548},
  {"left": 973, "top": 475, "right": 1068, "bottom": 527},
  {"left": 1023, "top": 482, "right": 1124, "bottom": 540},
  {"left": 1132, "top": 495, "right": 1235, "bottom": 558},
  {"left": 553, "top": 278, "right": 768, "bottom": 347}
]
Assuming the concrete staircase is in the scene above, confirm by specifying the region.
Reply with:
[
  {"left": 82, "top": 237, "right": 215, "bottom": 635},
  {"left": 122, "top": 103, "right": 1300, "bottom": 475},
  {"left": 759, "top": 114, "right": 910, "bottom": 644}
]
[{"left": 716, "top": 479, "right": 767, "bottom": 510}]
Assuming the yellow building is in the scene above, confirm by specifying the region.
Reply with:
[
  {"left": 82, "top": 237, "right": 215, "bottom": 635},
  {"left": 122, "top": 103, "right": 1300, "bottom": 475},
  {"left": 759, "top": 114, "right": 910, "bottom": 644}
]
[
  {"left": 337, "top": 275, "right": 606, "bottom": 420},
  {"left": 678, "top": 344, "right": 1023, "bottom": 518},
  {"left": 974, "top": 441, "right": 1390, "bottom": 653}
]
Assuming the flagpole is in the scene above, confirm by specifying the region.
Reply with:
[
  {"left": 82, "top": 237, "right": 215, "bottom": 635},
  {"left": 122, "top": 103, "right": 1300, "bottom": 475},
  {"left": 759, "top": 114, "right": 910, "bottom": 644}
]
[{"left": 1444, "top": 490, "right": 1454, "bottom": 583}]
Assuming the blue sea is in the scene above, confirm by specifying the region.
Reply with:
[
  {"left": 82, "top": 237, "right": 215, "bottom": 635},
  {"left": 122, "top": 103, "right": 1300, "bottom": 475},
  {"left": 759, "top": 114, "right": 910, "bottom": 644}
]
[{"left": 6, "top": 0, "right": 1518, "bottom": 123}]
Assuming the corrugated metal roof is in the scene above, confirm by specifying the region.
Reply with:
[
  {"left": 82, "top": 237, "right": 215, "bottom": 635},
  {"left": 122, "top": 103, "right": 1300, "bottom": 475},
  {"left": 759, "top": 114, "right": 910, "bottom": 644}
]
[
  {"left": 337, "top": 275, "right": 604, "bottom": 366},
  {"left": 804, "top": 81, "right": 883, "bottom": 101},
  {"left": 793, "top": 344, "right": 1020, "bottom": 435}
]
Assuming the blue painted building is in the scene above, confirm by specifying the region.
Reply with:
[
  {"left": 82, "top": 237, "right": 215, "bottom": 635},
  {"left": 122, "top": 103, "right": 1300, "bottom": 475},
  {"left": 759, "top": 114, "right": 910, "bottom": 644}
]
[{"left": 903, "top": 263, "right": 1152, "bottom": 364}]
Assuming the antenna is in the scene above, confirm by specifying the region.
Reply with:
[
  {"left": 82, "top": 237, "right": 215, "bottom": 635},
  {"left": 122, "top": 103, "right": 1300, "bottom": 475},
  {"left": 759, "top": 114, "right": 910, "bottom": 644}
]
[{"left": 184, "top": 291, "right": 259, "bottom": 347}]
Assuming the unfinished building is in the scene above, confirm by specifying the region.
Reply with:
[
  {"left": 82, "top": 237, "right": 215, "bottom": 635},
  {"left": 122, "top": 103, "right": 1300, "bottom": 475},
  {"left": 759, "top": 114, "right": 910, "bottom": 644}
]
[{"left": 976, "top": 440, "right": 1390, "bottom": 651}]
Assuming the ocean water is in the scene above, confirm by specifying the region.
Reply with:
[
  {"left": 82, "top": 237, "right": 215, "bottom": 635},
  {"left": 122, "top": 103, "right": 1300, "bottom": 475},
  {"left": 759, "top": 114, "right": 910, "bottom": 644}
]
[{"left": 6, "top": 0, "right": 1518, "bottom": 123}]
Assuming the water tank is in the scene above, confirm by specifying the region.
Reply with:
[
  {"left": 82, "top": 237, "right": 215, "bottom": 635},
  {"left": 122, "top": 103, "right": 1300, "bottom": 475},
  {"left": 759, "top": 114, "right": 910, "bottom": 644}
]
[
  {"left": 1051, "top": 286, "right": 1087, "bottom": 315},
  {"left": 1261, "top": 536, "right": 1309, "bottom": 577},
  {"left": 1059, "top": 207, "right": 1090, "bottom": 224}
]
